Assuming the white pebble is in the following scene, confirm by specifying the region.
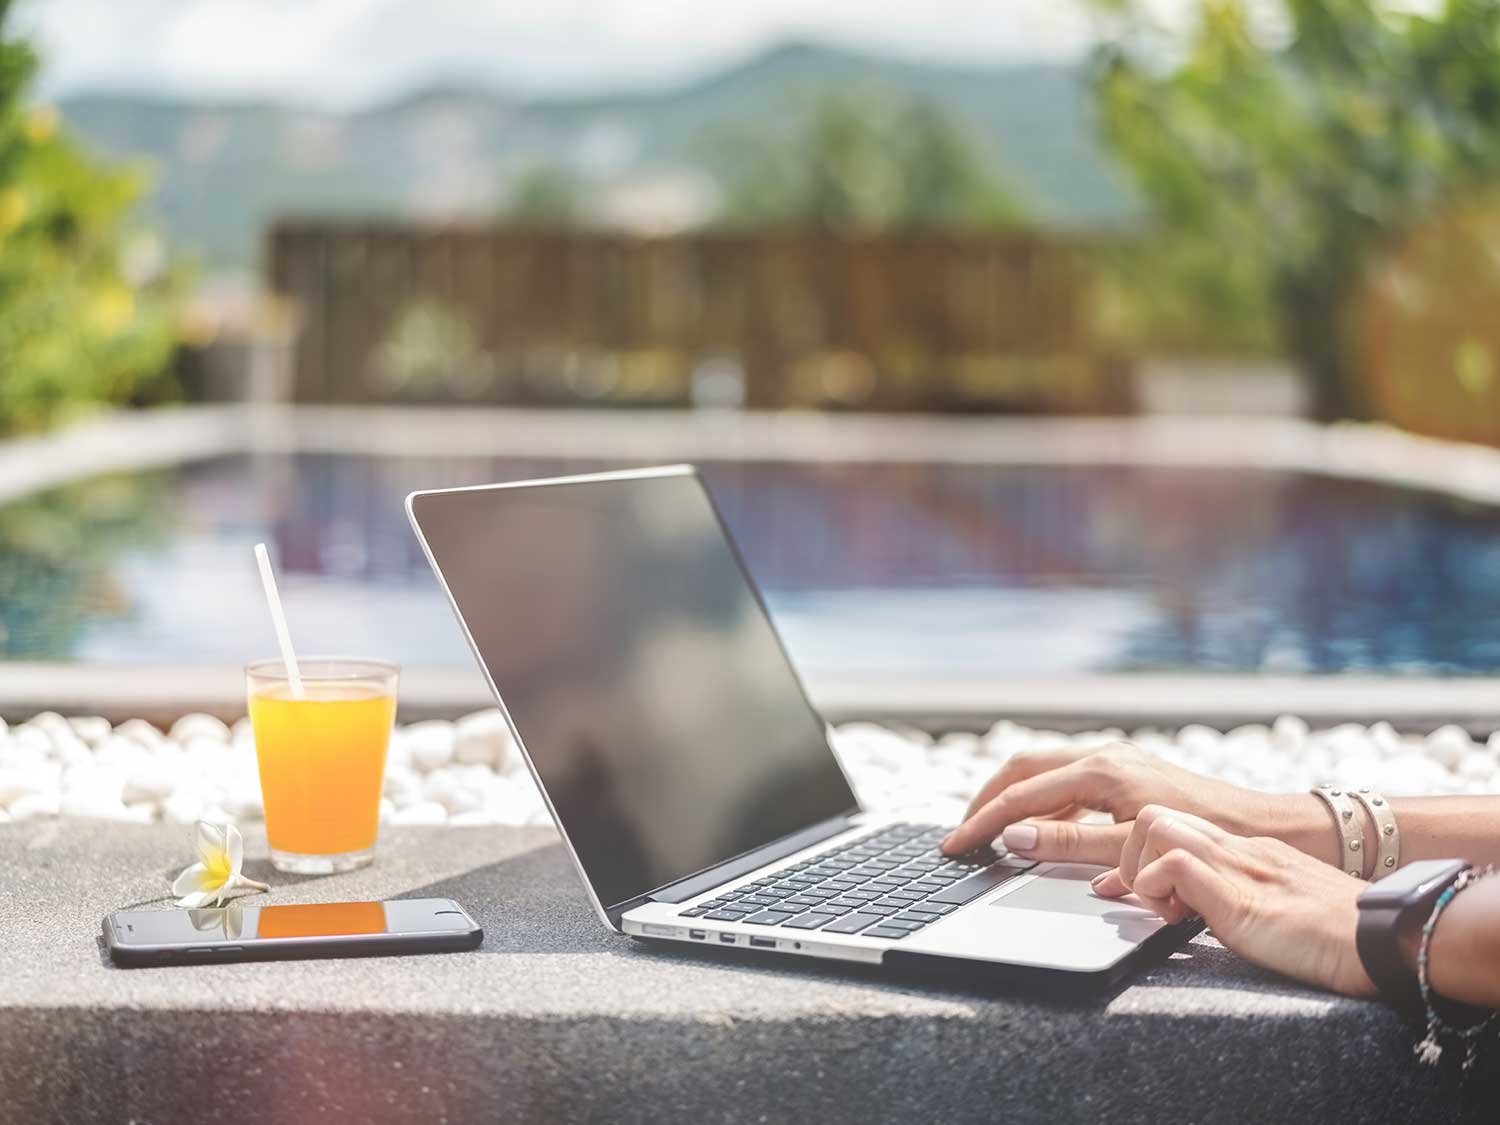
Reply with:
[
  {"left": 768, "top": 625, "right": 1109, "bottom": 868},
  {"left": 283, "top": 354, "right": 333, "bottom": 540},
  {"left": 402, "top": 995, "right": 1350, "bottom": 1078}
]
[
  {"left": 383, "top": 764, "right": 423, "bottom": 807},
  {"left": 65, "top": 716, "right": 113, "bottom": 748},
  {"left": 449, "top": 810, "right": 497, "bottom": 827},
  {"left": 1424, "top": 725, "right": 1473, "bottom": 770},
  {"left": 7, "top": 792, "right": 59, "bottom": 820},
  {"left": 115, "top": 719, "right": 168, "bottom": 752},
  {"left": 0, "top": 767, "right": 48, "bottom": 808},
  {"left": 170, "top": 713, "right": 231, "bottom": 745},
  {"left": 390, "top": 800, "right": 448, "bottom": 826},
  {"left": 122, "top": 762, "right": 177, "bottom": 805},
  {"left": 452, "top": 709, "right": 513, "bottom": 768},
  {"left": 403, "top": 721, "right": 455, "bottom": 771},
  {"left": 1456, "top": 749, "right": 1493, "bottom": 780}
]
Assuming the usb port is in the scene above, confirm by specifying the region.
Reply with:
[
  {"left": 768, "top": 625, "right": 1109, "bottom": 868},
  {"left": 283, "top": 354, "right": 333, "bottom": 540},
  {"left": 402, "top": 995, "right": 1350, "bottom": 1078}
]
[
  {"left": 748, "top": 936, "right": 776, "bottom": 949},
  {"left": 689, "top": 929, "right": 707, "bottom": 940},
  {"left": 719, "top": 933, "right": 736, "bottom": 944}
]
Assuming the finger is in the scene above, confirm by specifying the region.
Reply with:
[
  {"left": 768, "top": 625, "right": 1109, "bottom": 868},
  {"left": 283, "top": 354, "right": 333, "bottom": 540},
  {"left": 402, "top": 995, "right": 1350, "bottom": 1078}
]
[
  {"left": 1116, "top": 806, "right": 1233, "bottom": 891},
  {"left": 1133, "top": 848, "right": 1238, "bottom": 925},
  {"left": 943, "top": 759, "right": 1103, "bottom": 855},
  {"left": 1002, "top": 817, "right": 1133, "bottom": 865},
  {"left": 961, "top": 746, "right": 1099, "bottom": 822},
  {"left": 1091, "top": 867, "right": 1128, "bottom": 897}
]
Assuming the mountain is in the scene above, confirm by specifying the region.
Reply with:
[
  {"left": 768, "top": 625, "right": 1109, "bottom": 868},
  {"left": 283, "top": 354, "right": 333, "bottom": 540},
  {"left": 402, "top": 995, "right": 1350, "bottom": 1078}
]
[{"left": 57, "top": 41, "right": 1135, "bottom": 272}]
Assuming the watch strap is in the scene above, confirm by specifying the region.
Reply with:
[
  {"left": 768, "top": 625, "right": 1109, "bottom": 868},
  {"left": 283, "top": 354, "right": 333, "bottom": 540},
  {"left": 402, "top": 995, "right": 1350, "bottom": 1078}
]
[{"left": 1356, "top": 900, "right": 1423, "bottom": 1013}]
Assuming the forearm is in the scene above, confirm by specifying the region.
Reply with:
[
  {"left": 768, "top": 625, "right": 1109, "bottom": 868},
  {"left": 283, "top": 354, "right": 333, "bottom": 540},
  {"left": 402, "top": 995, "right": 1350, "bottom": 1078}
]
[{"left": 1265, "top": 793, "right": 1500, "bottom": 869}]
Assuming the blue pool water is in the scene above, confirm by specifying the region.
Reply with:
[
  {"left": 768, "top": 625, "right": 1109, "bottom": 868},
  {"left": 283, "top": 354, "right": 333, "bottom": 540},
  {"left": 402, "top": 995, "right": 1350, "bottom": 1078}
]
[{"left": 4, "top": 453, "right": 1500, "bottom": 680}]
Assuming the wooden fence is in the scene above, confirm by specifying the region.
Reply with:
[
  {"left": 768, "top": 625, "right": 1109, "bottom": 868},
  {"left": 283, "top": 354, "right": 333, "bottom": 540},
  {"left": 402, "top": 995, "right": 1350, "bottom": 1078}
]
[{"left": 266, "top": 223, "right": 1132, "bottom": 412}]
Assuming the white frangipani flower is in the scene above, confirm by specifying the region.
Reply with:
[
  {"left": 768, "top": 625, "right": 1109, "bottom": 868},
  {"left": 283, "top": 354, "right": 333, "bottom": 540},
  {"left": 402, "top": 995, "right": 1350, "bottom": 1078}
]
[{"left": 171, "top": 821, "right": 269, "bottom": 908}]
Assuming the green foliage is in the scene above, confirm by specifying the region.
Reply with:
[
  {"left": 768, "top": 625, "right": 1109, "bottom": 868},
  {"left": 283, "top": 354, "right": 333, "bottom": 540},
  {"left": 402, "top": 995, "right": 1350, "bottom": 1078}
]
[
  {"left": 505, "top": 163, "right": 583, "bottom": 224},
  {"left": 0, "top": 0, "right": 181, "bottom": 436},
  {"left": 1092, "top": 0, "right": 1500, "bottom": 417},
  {"left": 704, "top": 85, "right": 1023, "bottom": 230}
]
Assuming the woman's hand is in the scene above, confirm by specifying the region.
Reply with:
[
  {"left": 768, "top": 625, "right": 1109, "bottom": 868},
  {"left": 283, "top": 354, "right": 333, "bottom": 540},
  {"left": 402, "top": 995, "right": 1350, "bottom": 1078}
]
[
  {"left": 1093, "top": 805, "right": 1377, "bottom": 998},
  {"left": 941, "top": 741, "right": 1305, "bottom": 861}
]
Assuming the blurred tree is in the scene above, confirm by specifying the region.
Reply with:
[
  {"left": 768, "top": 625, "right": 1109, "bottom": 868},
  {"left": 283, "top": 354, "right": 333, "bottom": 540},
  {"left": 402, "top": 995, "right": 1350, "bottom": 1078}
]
[
  {"left": 1092, "top": 0, "right": 1500, "bottom": 419},
  {"left": 0, "top": 0, "right": 180, "bottom": 435},
  {"left": 705, "top": 86, "right": 1022, "bottom": 230},
  {"left": 504, "top": 163, "right": 583, "bottom": 224}
]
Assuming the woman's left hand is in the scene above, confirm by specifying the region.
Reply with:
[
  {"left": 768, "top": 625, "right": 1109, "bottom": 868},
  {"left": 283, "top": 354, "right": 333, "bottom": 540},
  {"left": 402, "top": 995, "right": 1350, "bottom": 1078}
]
[{"left": 1091, "top": 805, "right": 1379, "bottom": 998}]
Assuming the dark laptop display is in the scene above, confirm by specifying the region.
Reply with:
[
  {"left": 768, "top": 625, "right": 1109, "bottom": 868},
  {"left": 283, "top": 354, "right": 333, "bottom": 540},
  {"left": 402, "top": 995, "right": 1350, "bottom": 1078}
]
[{"left": 408, "top": 470, "right": 858, "bottom": 910}]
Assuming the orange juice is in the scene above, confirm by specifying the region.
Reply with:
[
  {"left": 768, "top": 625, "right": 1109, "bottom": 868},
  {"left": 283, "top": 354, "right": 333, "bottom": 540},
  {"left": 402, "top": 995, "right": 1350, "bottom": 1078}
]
[{"left": 249, "top": 686, "right": 394, "bottom": 856}]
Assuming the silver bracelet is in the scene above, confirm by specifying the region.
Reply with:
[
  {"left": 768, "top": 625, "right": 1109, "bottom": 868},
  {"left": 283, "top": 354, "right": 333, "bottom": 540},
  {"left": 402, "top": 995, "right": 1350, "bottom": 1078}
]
[
  {"left": 1349, "top": 787, "right": 1400, "bottom": 875},
  {"left": 1311, "top": 783, "right": 1367, "bottom": 878}
]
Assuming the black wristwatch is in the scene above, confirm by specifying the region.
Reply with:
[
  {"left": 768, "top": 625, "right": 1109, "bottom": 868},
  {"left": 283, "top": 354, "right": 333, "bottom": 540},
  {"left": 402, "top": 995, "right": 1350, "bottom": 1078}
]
[{"left": 1356, "top": 858, "right": 1471, "bottom": 1013}]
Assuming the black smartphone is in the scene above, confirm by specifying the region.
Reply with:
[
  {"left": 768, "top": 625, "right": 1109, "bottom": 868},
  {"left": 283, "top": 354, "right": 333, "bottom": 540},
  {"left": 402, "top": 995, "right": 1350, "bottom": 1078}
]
[{"left": 103, "top": 897, "right": 483, "bottom": 966}]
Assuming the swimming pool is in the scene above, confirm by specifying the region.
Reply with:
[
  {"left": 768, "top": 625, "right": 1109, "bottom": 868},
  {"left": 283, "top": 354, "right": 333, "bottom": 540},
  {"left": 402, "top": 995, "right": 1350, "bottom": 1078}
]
[{"left": 5, "top": 449, "right": 1500, "bottom": 683}]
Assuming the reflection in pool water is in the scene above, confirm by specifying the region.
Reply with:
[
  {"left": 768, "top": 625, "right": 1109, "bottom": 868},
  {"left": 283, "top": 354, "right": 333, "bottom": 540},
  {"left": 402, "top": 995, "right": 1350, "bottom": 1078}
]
[{"left": 3, "top": 453, "right": 1500, "bottom": 679}]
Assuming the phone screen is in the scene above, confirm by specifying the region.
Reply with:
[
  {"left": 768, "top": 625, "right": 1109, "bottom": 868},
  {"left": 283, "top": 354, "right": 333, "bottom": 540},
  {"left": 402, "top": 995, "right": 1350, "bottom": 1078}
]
[{"left": 109, "top": 899, "right": 472, "bottom": 946}]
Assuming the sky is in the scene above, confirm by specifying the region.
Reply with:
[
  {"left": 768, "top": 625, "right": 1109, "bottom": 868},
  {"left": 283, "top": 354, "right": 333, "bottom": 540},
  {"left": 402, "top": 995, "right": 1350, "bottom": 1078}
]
[{"left": 16, "top": 0, "right": 1103, "bottom": 108}]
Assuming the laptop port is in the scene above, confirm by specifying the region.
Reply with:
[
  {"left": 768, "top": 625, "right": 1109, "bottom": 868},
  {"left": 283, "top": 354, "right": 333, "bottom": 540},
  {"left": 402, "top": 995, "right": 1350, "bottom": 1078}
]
[
  {"left": 748, "top": 936, "right": 776, "bottom": 950},
  {"left": 688, "top": 929, "right": 707, "bottom": 940},
  {"left": 719, "top": 933, "right": 736, "bottom": 944}
]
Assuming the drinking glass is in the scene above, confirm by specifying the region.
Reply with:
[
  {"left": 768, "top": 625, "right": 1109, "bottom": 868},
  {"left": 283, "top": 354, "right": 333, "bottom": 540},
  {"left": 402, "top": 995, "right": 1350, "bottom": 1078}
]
[{"left": 246, "top": 657, "right": 398, "bottom": 874}]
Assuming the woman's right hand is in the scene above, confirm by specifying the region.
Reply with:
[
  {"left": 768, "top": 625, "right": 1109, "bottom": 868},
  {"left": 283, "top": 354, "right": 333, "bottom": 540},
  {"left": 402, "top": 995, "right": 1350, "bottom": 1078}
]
[{"left": 940, "top": 741, "right": 1314, "bottom": 864}]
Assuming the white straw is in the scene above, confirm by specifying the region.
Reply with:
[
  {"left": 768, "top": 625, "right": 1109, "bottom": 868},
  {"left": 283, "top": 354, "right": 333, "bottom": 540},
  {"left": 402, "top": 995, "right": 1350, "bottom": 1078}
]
[{"left": 254, "top": 542, "right": 304, "bottom": 699}]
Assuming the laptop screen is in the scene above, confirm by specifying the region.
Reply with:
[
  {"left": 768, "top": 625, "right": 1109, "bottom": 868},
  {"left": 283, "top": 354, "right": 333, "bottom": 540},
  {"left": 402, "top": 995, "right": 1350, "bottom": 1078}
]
[{"left": 409, "top": 468, "right": 858, "bottom": 910}]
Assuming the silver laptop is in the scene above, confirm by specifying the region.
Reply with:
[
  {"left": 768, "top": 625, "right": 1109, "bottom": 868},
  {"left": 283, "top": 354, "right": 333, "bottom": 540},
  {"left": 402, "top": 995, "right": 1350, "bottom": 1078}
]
[{"left": 407, "top": 465, "right": 1191, "bottom": 986}]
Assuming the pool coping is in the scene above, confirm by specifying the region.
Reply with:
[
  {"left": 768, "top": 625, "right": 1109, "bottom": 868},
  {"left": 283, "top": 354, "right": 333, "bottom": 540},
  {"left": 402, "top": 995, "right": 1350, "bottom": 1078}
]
[
  {"left": 8, "top": 403, "right": 1500, "bottom": 729},
  {"left": 3, "top": 662, "right": 1497, "bottom": 734}
]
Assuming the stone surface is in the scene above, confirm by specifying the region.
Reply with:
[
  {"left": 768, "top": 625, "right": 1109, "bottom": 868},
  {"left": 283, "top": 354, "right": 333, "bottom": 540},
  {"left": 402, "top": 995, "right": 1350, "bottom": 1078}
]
[{"left": 0, "top": 821, "right": 1490, "bottom": 1123}]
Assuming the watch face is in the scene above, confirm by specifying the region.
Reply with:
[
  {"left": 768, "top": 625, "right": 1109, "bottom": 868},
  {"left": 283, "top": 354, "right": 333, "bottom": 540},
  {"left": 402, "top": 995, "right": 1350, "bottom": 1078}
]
[{"left": 1360, "top": 858, "right": 1470, "bottom": 907}]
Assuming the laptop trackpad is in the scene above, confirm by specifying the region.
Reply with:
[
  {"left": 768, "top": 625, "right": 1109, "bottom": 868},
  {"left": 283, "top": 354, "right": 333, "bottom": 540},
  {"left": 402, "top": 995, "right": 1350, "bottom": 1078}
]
[{"left": 994, "top": 864, "right": 1144, "bottom": 918}]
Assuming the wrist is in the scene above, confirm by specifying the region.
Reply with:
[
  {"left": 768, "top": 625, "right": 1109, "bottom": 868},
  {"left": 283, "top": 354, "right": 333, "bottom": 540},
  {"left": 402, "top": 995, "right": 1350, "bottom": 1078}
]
[{"left": 1264, "top": 792, "right": 1342, "bottom": 861}]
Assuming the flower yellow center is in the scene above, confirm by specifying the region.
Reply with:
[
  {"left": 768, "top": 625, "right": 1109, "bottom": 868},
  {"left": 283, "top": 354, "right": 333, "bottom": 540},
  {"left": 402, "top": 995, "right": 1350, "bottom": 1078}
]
[{"left": 204, "top": 851, "right": 232, "bottom": 886}]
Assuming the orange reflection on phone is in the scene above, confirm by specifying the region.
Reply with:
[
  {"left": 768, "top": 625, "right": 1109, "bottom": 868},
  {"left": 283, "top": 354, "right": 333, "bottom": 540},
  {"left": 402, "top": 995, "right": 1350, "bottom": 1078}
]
[{"left": 256, "top": 901, "right": 387, "bottom": 939}]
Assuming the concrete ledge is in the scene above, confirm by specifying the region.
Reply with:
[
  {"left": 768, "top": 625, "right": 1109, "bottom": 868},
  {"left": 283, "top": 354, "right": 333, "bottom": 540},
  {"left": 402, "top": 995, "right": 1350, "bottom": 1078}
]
[
  {"left": 5, "top": 662, "right": 1500, "bottom": 735},
  {"left": 1, "top": 822, "right": 1491, "bottom": 1122}
]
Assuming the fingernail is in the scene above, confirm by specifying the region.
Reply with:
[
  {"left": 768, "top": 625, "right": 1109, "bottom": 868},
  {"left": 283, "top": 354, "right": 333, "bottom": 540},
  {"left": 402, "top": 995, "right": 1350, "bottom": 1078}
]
[
  {"left": 1090, "top": 871, "right": 1109, "bottom": 888},
  {"left": 1002, "top": 824, "right": 1038, "bottom": 852}
]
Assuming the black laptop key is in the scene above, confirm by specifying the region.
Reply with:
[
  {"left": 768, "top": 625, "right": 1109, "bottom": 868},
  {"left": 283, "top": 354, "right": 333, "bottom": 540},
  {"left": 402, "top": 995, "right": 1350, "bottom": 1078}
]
[
  {"left": 821, "top": 913, "right": 884, "bottom": 934},
  {"left": 827, "top": 897, "right": 868, "bottom": 909},
  {"left": 860, "top": 904, "right": 899, "bottom": 916},
  {"left": 926, "top": 865, "right": 1025, "bottom": 906},
  {"left": 808, "top": 903, "right": 852, "bottom": 915},
  {"left": 679, "top": 906, "right": 709, "bottom": 918},
  {"left": 784, "top": 895, "right": 822, "bottom": 907},
  {"left": 782, "top": 913, "right": 831, "bottom": 930},
  {"left": 866, "top": 860, "right": 900, "bottom": 870},
  {"left": 895, "top": 913, "right": 937, "bottom": 925},
  {"left": 863, "top": 925, "right": 915, "bottom": 940},
  {"left": 822, "top": 879, "right": 859, "bottom": 892},
  {"left": 881, "top": 918, "right": 925, "bottom": 931},
  {"left": 887, "top": 890, "right": 925, "bottom": 902},
  {"left": 769, "top": 883, "right": 810, "bottom": 896},
  {"left": 908, "top": 881, "right": 946, "bottom": 895},
  {"left": 844, "top": 890, "right": 881, "bottom": 902},
  {"left": 738, "top": 895, "right": 780, "bottom": 909},
  {"left": 905, "top": 902, "right": 957, "bottom": 917},
  {"left": 745, "top": 910, "right": 797, "bottom": 925},
  {"left": 703, "top": 910, "right": 745, "bottom": 922}
]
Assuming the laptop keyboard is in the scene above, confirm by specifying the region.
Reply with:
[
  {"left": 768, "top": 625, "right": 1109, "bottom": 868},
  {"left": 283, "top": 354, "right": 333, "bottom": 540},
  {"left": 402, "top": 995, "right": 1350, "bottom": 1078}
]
[{"left": 676, "top": 823, "right": 1036, "bottom": 941}]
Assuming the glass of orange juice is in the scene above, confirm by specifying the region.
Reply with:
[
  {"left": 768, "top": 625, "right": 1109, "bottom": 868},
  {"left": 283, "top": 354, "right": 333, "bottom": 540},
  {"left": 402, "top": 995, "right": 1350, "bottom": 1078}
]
[{"left": 246, "top": 657, "right": 398, "bottom": 874}]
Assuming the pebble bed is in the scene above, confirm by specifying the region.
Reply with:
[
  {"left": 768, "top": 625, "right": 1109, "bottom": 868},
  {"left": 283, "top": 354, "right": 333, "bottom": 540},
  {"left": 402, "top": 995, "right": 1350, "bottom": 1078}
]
[{"left": 1, "top": 710, "right": 1498, "bottom": 829}]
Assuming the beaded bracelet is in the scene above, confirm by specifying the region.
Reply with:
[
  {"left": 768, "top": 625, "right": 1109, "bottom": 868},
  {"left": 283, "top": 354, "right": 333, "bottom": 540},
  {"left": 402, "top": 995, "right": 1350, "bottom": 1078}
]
[{"left": 1414, "top": 865, "right": 1497, "bottom": 1072}]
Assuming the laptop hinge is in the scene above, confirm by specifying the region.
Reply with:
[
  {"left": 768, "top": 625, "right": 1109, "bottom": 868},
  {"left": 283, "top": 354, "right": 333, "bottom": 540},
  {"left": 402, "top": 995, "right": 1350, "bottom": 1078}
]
[{"left": 643, "top": 815, "right": 858, "bottom": 906}]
